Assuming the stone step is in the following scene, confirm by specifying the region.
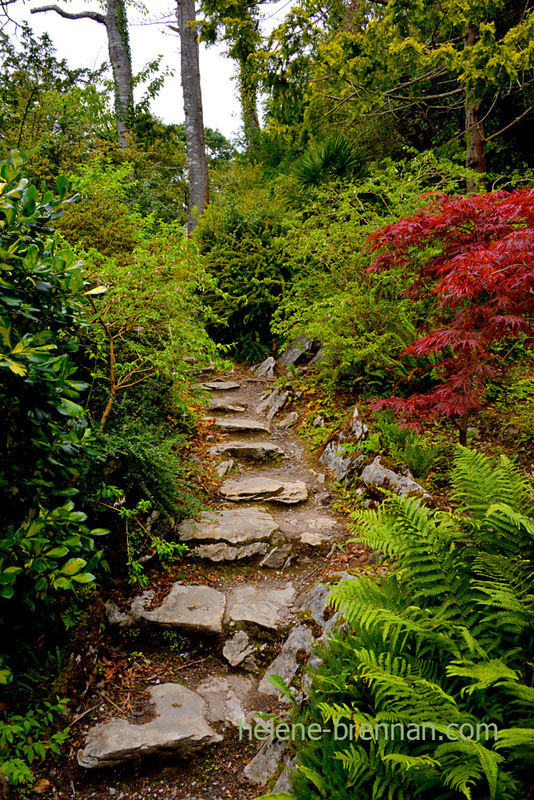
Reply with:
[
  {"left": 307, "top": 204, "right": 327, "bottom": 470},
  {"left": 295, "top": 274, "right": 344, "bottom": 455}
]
[
  {"left": 201, "top": 379, "right": 241, "bottom": 391},
  {"left": 132, "top": 583, "right": 226, "bottom": 634},
  {"left": 177, "top": 507, "right": 281, "bottom": 562},
  {"left": 78, "top": 684, "right": 222, "bottom": 769},
  {"left": 195, "top": 674, "right": 256, "bottom": 728},
  {"left": 208, "top": 399, "right": 247, "bottom": 413},
  {"left": 224, "top": 583, "right": 296, "bottom": 630},
  {"left": 203, "top": 416, "right": 271, "bottom": 434},
  {"left": 220, "top": 477, "right": 308, "bottom": 504},
  {"left": 258, "top": 624, "right": 313, "bottom": 698},
  {"left": 208, "top": 440, "right": 284, "bottom": 461},
  {"left": 178, "top": 507, "right": 279, "bottom": 545}
]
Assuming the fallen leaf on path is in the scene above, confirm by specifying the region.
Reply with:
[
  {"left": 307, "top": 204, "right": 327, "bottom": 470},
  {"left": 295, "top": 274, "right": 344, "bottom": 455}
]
[{"left": 33, "top": 778, "right": 54, "bottom": 794}]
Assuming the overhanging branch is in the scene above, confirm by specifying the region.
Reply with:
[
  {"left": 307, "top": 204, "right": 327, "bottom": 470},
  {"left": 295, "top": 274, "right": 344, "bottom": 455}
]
[{"left": 30, "top": 4, "right": 105, "bottom": 24}]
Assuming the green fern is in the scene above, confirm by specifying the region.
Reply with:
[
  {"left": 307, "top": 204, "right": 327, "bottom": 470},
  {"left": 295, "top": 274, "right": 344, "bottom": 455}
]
[{"left": 286, "top": 449, "right": 534, "bottom": 800}]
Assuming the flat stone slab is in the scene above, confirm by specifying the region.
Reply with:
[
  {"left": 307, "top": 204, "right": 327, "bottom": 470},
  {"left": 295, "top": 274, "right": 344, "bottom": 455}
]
[
  {"left": 266, "top": 390, "right": 291, "bottom": 421},
  {"left": 273, "top": 756, "right": 298, "bottom": 793},
  {"left": 208, "top": 441, "right": 284, "bottom": 461},
  {"left": 300, "top": 531, "right": 330, "bottom": 547},
  {"left": 220, "top": 477, "right": 308, "bottom": 504},
  {"left": 258, "top": 625, "right": 313, "bottom": 699},
  {"left": 203, "top": 417, "right": 271, "bottom": 434},
  {"left": 256, "top": 389, "right": 278, "bottom": 415},
  {"left": 254, "top": 357, "right": 276, "bottom": 379},
  {"left": 279, "top": 411, "right": 299, "bottom": 428},
  {"left": 77, "top": 684, "right": 222, "bottom": 769},
  {"left": 178, "top": 507, "right": 279, "bottom": 546},
  {"left": 208, "top": 399, "right": 247, "bottom": 413},
  {"left": 196, "top": 675, "right": 256, "bottom": 727},
  {"left": 133, "top": 584, "right": 226, "bottom": 634},
  {"left": 223, "top": 631, "right": 257, "bottom": 667},
  {"left": 260, "top": 543, "right": 292, "bottom": 570},
  {"left": 243, "top": 738, "right": 288, "bottom": 785},
  {"left": 192, "top": 541, "right": 269, "bottom": 562},
  {"left": 215, "top": 459, "right": 234, "bottom": 478},
  {"left": 201, "top": 379, "right": 241, "bottom": 391},
  {"left": 225, "top": 583, "right": 295, "bottom": 630},
  {"left": 296, "top": 583, "right": 336, "bottom": 633}
]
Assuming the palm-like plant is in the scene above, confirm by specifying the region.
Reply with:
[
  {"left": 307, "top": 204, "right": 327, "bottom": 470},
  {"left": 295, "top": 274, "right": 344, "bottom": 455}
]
[{"left": 291, "top": 136, "right": 367, "bottom": 189}]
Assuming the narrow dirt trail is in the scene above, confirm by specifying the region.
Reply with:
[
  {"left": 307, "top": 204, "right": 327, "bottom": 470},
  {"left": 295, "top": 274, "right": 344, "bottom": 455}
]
[{"left": 65, "top": 367, "right": 372, "bottom": 800}]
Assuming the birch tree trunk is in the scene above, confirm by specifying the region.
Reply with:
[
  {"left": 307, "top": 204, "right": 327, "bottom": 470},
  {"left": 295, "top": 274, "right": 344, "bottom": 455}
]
[{"left": 176, "top": 0, "right": 209, "bottom": 234}]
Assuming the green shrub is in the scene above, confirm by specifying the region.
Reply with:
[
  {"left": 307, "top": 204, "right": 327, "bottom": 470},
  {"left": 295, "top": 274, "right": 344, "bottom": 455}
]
[
  {"left": 290, "top": 136, "right": 368, "bottom": 189},
  {"left": 273, "top": 153, "right": 473, "bottom": 393},
  {"left": 282, "top": 449, "right": 534, "bottom": 799},
  {"left": 0, "top": 151, "right": 106, "bottom": 611},
  {"left": 0, "top": 698, "right": 70, "bottom": 787},
  {"left": 194, "top": 163, "right": 292, "bottom": 361}
]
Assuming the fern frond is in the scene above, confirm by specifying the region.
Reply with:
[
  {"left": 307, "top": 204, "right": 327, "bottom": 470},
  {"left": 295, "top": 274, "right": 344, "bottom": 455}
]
[
  {"left": 493, "top": 727, "right": 534, "bottom": 752},
  {"left": 382, "top": 752, "right": 440, "bottom": 771},
  {"left": 473, "top": 552, "right": 534, "bottom": 591},
  {"left": 451, "top": 449, "right": 534, "bottom": 522},
  {"left": 500, "top": 682, "right": 534, "bottom": 711},
  {"left": 317, "top": 701, "right": 374, "bottom": 727},
  {"left": 434, "top": 738, "right": 504, "bottom": 799},
  {"left": 354, "top": 650, "right": 460, "bottom": 722},
  {"left": 349, "top": 500, "right": 477, "bottom": 620},
  {"left": 445, "top": 659, "right": 520, "bottom": 695},
  {"left": 473, "top": 581, "right": 534, "bottom": 636},
  {"left": 485, "top": 502, "right": 534, "bottom": 537}
]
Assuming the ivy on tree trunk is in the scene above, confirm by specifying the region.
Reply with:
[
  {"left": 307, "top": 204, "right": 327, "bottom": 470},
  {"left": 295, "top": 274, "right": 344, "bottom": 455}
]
[
  {"left": 30, "top": 0, "right": 133, "bottom": 147},
  {"left": 176, "top": 0, "right": 209, "bottom": 234}
]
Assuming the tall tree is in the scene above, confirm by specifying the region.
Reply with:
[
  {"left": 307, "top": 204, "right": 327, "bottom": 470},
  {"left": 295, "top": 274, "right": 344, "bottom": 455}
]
[
  {"left": 175, "top": 0, "right": 209, "bottom": 233},
  {"left": 200, "top": 0, "right": 263, "bottom": 151},
  {"left": 0, "top": 25, "right": 110, "bottom": 179},
  {"left": 30, "top": 0, "right": 133, "bottom": 146},
  {"left": 265, "top": 0, "right": 534, "bottom": 175}
]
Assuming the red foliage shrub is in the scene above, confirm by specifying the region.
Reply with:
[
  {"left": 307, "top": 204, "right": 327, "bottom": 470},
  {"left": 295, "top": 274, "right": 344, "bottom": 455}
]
[{"left": 366, "top": 189, "right": 534, "bottom": 442}]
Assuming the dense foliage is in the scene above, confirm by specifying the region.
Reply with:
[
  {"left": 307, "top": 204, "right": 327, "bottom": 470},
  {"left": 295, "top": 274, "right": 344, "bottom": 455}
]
[
  {"left": 194, "top": 164, "right": 292, "bottom": 361},
  {"left": 274, "top": 450, "right": 534, "bottom": 800},
  {"left": 3, "top": 0, "right": 534, "bottom": 794},
  {"left": 0, "top": 152, "right": 105, "bottom": 617},
  {"left": 367, "top": 188, "right": 534, "bottom": 442}
]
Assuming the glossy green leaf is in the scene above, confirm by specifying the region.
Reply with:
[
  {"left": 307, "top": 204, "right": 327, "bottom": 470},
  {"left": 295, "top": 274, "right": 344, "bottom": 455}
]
[{"left": 60, "top": 557, "right": 86, "bottom": 576}]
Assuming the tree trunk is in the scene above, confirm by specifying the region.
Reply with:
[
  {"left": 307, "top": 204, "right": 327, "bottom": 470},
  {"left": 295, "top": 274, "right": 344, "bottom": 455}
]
[
  {"left": 30, "top": 1, "right": 133, "bottom": 147},
  {"left": 176, "top": 0, "right": 209, "bottom": 234},
  {"left": 105, "top": 0, "right": 134, "bottom": 147},
  {"left": 457, "top": 413, "right": 469, "bottom": 446},
  {"left": 464, "top": 24, "right": 486, "bottom": 188},
  {"left": 240, "top": 62, "right": 261, "bottom": 152}
]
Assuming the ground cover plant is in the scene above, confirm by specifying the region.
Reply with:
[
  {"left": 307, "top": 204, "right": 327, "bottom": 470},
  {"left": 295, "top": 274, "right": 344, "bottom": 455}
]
[{"left": 265, "top": 449, "right": 534, "bottom": 800}]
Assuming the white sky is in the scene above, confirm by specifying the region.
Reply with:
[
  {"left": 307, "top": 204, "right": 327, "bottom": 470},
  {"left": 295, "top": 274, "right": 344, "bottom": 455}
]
[{"left": 5, "top": 0, "right": 293, "bottom": 141}]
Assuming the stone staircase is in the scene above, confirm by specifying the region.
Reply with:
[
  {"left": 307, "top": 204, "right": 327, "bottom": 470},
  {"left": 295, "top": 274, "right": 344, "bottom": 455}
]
[{"left": 73, "top": 366, "right": 361, "bottom": 800}]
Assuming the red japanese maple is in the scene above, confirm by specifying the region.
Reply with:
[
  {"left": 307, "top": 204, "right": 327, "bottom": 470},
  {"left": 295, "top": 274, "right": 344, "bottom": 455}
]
[{"left": 366, "top": 188, "right": 534, "bottom": 443}]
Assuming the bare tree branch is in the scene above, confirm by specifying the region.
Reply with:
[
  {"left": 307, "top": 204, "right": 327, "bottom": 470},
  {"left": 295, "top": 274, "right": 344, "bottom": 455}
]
[
  {"left": 30, "top": 4, "right": 105, "bottom": 24},
  {"left": 385, "top": 86, "right": 464, "bottom": 102},
  {"left": 483, "top": 106, "right": 533, "bottom": 142}
]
